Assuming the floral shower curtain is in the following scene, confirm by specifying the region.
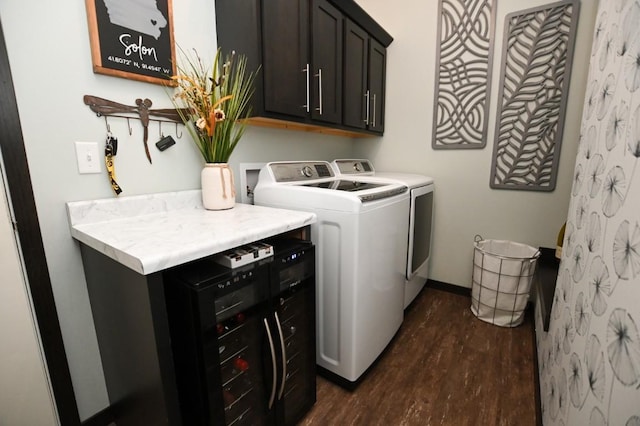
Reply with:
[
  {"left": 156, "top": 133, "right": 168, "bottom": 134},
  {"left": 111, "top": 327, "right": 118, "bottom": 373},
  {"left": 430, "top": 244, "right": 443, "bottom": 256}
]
[{"left": 534, "top": 0, "right": 640, "bottom": 424}]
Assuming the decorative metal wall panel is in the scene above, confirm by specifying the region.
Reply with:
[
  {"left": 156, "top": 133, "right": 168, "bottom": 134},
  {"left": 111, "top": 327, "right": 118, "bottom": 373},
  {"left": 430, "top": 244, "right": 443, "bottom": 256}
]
[
  {"left": 489, "top": 0, "right": 580, "bottom": 191},
  {"left": 432, "top": 0, "right": 497, "bottom": 149}
]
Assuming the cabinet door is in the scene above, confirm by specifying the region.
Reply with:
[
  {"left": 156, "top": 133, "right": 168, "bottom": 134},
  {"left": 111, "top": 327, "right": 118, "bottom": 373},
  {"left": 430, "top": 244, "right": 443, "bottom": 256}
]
[
  {"left": 368, "top": 39, "right": 386, "bottom": 133},
  {"left": 262, "top": 0, "right": 310, "bottom": 118},
  {"left": 343, "top": 20, "right": 368, "bottom": 130},
  {"left": 311, "top": 0, "right": 343, "bottom": 124}
]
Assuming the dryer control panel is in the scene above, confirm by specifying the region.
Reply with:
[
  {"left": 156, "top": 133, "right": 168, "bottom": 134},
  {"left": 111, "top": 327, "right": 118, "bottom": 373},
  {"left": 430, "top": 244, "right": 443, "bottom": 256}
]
[{"left": 332, "top": 159, "right": 375, "bottom": 176}]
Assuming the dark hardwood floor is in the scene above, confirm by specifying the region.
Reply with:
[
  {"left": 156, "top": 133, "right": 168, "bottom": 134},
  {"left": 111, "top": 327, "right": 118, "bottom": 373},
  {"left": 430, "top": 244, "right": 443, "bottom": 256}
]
[{"left": 299, "top": 285, "right": 538, "bottom": 426}]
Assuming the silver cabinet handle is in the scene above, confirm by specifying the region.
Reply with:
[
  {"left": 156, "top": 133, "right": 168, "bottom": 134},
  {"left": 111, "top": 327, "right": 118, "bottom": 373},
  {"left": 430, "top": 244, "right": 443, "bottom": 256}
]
[
  {"left": 302, "top": 64, "right": 310, "bottom": 113},
  {"left": 274, "top": 312, "right": 287, "bottom": 400},
  {"left": 263, "top": 318, "right": 277, "bottom": 409},
  {"left": 364, "top": 90, "right": 370, "bottom": 125},
  {"left": 372, "top": 93, "right": 377, "bottom": 128},
  {"left": 315, "top": 68, "right": 323, "bottom": 115}
]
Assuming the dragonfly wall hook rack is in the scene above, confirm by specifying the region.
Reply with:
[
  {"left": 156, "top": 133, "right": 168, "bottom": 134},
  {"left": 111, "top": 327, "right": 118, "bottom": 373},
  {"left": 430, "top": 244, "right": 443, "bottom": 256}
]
[{"left": 83, "top": 95, "right": 188, "bottom": 164}]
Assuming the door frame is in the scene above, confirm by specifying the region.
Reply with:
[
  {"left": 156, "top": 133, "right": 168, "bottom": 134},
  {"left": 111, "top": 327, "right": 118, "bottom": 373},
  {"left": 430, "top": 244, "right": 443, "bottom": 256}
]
[{"left": 0, "top": 21, "right": 80, "bottom": 425}]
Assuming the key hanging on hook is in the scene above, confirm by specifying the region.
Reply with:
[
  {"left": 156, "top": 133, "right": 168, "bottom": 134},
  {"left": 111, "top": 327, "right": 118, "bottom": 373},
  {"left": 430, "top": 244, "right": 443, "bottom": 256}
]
[
  {"left": 156, "top": 115, "right": 175, "bottom": 151},
  {"left": 105, "top": 132, "right": 122, "bottom": 195},
  {"left": 156, "top": 130, "right": 176, "bottom": 151}
]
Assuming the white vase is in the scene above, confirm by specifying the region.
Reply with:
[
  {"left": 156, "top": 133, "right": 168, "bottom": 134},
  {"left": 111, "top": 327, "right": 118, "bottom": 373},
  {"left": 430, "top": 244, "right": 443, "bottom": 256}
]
[{"left": 201, "top": 163, "right": 236, "bottom": 210}]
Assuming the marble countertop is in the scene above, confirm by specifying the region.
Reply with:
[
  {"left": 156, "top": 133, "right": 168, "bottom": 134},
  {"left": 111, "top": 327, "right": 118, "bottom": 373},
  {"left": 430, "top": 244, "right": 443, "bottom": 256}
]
[{"left": 66, "top": 190, "right": 316, "bottom": 275}]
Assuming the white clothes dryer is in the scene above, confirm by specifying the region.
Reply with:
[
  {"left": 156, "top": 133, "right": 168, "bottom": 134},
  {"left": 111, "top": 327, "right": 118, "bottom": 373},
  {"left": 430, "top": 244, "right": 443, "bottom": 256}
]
[
  {"left": 254, "top": 161, "right": 410, "bottom": 386},
  {"left": 332, "top": 159, "right": 434, "bottom": 308}
]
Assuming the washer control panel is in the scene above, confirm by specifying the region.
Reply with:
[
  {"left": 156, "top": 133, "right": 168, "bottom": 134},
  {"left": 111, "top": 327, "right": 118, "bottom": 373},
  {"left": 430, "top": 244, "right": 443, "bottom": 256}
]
[{"left": 269, "top": 161, "right": 335, "bottom": 182}]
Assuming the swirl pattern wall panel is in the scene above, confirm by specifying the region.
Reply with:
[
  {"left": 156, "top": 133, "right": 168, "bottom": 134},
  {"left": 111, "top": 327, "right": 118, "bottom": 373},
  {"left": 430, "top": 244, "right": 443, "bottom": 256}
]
[
  {"left": 489, "top": 0, "right": 580, "bottom": 191},
  {"left": 432, "top": 0, "right": 497, "bottom": 149}
]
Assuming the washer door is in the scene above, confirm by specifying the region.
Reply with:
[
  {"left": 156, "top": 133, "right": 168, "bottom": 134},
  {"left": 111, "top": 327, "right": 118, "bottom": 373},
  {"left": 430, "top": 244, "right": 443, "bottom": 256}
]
[{"left": 407, "top": 184, "right": 434, "bottom": 279}]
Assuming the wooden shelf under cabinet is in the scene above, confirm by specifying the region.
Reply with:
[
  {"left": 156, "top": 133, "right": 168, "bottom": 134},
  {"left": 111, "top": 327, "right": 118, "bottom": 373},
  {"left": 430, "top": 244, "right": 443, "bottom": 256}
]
[{"left": 243, "top": 117, "right": 376, "bottom": 138}]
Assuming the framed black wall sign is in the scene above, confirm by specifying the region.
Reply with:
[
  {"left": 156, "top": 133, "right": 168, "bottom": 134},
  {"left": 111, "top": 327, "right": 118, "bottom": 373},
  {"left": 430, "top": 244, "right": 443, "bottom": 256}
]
[{"left": 85, "top": 0, "right": 176, "bottom": 86}]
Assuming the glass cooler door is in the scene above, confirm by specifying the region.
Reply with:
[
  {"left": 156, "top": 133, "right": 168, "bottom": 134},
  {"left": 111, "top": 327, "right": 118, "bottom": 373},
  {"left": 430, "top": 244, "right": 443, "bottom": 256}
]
[
  {"left": 212, "top": 280, "right": 273, "bottom": 426},
  {"left": 270, "top": 244, "right": 316, "bottom": 426},
  {"left": 276, "top": 285, "right": 315, "bottom": 425}
]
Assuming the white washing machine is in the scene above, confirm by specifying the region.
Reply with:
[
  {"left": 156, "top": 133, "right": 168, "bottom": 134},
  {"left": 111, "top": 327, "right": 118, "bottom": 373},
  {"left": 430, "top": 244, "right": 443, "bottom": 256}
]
[
  {"left": 254, "top": 161, "right": 409, "bottom": 386},
  {"left": 332, "top": 159, "right": 434, "bottom": 308}
]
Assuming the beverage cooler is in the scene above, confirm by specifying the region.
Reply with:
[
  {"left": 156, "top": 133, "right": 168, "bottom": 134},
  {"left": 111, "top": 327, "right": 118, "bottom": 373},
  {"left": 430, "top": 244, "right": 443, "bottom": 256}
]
[{"left": 164, "top": 240, "right": 316, "bottom": 426}]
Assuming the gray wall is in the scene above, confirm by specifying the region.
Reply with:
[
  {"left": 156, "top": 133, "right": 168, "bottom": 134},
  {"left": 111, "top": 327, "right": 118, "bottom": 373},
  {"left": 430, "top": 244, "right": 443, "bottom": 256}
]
[
  {"left": 1, "top": 160, "right": 57, "bottom": 424},
  {"left": 355, "top": 0, "right": 598, "bottom": 287}
]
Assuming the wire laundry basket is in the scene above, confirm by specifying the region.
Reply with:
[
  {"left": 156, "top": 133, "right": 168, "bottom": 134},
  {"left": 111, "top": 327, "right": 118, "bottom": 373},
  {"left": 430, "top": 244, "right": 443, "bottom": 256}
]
[{"left": 471, "top": 235, "right": 540, "bottom": 327}]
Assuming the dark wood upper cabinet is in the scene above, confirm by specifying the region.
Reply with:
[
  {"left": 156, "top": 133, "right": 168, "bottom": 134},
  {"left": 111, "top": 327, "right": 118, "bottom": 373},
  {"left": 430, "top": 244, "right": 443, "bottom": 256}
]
[
  {"left": 343, "top": 21, "right": 386, "bottom": 133},
  {"left": 343, "top": 20, "right": 368, "bottom": 130},
  {"left": 311, "top": 0, "right": 342, "bottom": 124},
  {"left": 262, "top": 0, "right": 310, "bottom": 119},
  {"left": 215, "top": 0, "right": 391, "bottom": 137},
  {"left": 367, "top": 38, "right": 386, "bottom": 133}
]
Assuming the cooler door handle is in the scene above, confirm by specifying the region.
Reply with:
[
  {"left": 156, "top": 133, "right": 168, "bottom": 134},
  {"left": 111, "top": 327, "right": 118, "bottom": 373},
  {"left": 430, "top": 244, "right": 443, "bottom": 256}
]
[
  {"left": 263, "top": 318, "right": 277, "bottom": 409},
  {"left": 274, "top": 312, "right": 287, "bottom": 400}
]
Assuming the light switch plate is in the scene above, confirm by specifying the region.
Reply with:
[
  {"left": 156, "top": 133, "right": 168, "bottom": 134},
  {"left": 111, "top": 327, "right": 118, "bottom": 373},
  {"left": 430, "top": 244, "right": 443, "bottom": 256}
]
[{"left": 75, "top": 141, "right": 101, "bottom": 174}]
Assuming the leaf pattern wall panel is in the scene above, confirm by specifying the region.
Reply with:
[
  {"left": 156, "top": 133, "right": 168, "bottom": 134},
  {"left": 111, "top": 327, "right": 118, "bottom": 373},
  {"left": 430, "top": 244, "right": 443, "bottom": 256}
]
[
  {"left": 432, "top": 0, "right": 496, "bottom": 149},
  {"left": 489, "top": 0, "right": 580, "bottom": 191}
]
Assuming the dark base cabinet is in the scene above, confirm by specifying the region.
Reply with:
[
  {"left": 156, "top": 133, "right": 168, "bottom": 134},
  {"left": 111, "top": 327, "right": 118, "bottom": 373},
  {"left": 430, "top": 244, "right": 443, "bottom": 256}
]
[
  {"left": 79, "top": 244, "right": 183, "bottom": 426},
  {"left": 164, "top": 240, "right": 317, "bottom": 426}
]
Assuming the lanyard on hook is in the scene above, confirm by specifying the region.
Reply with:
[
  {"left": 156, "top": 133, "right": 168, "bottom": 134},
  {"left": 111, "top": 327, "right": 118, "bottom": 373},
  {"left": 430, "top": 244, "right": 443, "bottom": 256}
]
[{"left": 105, "top": 133, "right": 122, "bottom": 195}]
